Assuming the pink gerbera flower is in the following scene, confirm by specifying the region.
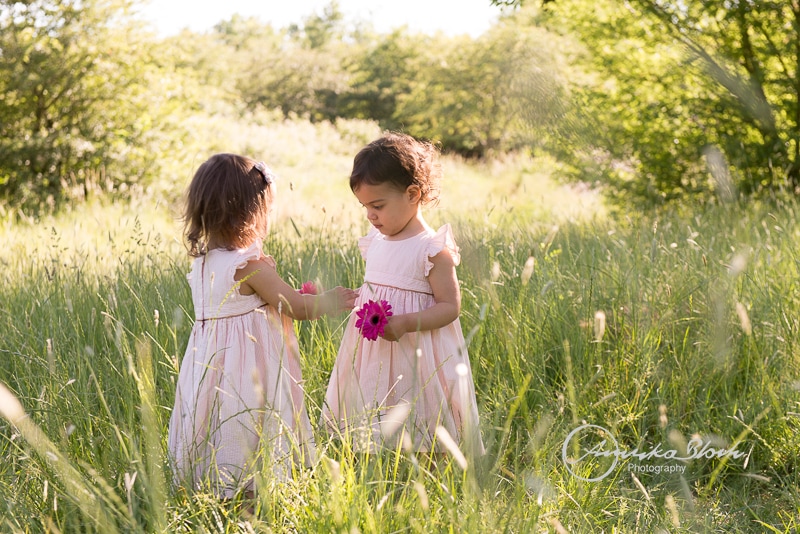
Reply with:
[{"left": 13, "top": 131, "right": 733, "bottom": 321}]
[
  {"left": 355, "top": 299, "right": 393, "bottom": 340},
  {"left": 298, "top": 281, "right": 319, "bottom": 295}
]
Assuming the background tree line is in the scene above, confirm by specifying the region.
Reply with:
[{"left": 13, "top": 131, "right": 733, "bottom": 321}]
[
  {"left": 1, "top": 0, "right": 798, "bottom": 212},
  {"left": 525, "top": 0, "right": 800, "bottom": 204}
]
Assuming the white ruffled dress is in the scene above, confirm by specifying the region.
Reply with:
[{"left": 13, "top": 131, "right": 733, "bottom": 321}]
[
  {"left": 168, "top": 241, "right": 315, "bottom": 497},
  {"left": 322, "top": 224, "right": 483, "bottom": 453}
]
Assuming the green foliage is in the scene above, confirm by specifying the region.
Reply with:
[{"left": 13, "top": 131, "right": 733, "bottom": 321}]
[
  {"left": 395, "top": 22, "right": 567, "bottom": 156},
  {"left": 208, "top": 8, "right": 569, "bottom": 156},
  {"left": 7, "top": 0, "right": 800, "bottom": 212},
  {"left": 515, "top": 0, "right": 800, "bottom": 204},
  {"left": 228, "top": 4, "right": 352, "bottom": 122},
  {"left": 337, "top": 30, "right": 426, "bottom": 130},
  {"left": 0, "top": 1, "right": 575, "bottom": 210},
  {"left": 0, "top": 0, "right": 181, "bottom": 212}
]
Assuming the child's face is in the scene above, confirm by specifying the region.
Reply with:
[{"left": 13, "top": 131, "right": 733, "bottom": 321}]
[{"left": 354, "top": 182, "right": 420, "bottom": 238}]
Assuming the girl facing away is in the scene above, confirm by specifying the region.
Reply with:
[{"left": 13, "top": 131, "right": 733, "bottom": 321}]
[
  {"left": 168, "top": 153, "right": 357, "bottom": 498},
  {"left": 321, "top": 133, "right": 484, "bottom": 457}
]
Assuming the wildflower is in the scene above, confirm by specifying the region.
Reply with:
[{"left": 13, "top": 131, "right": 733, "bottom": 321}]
[
  {"left": 298, "top": 281, "right": 319, "bottom": 295},
  {"left": 355, "top": 299, "right": 393, "bottom": 340}
]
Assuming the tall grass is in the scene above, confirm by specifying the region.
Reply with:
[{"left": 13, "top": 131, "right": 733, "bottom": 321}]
[{"left": 1, "top": 173, "right": 798, "bottom": 531}]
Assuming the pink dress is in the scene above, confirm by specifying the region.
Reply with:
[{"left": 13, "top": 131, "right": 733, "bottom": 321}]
[
  {"left": 168, "top": 241, "right": 314, "bottom": 497},
  {"left": 322, "top": 225, "right": 484, "bottom": 454}
]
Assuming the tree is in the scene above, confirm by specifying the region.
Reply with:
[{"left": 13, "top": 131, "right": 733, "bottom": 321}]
[
  {"left": 395, "top": 22, "right": 567, "bottom": 156},
  {"left": 0, "top": 0, "right": 175, "bottom": 211},
  {"left": 233, "top": 3, "right": 350, "bottom": 122},
  {"left": 296, "top": 0, "right": 345, "bottom": 49},
  {"left": 497, "top": 0, "right": 800, "bottom": 202},
  {"left": 628, "top": 0, "right": 800, "bottom": 193},
  {"left": 338, "top": 29, "right": 427, "bottom": 130}
]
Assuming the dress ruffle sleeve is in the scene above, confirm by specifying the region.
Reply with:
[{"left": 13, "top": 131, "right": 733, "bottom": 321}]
[
  {"left": 231, "top": 240, "right": 272, "bottom": 280},
  {"left": 236, "top": 239, "right": 264, "bottom": 265},
  {"left": 358, "top": 228, "right": 380, "bottom": 260},
  {"left": 424, "top": 224, "right": 460, "bottom": 276},
  {"left": 187, "top": 241, "right": 266, "bottom": 285}
]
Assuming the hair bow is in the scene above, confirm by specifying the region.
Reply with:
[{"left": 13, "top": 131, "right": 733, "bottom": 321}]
[{"left": 253, "top": 161, "right": 276, "bottom": 186}]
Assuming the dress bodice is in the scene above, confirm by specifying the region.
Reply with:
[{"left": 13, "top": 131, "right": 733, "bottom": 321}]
[
  {"left": 187, "top": 241, "right": 266, "bottom": 320},
  {"left": 359, "top": 224, "right": 460, "bottom": 294}
]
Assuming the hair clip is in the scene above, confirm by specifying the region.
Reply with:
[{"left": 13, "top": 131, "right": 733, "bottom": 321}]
[{"left": 253, "top": 161, "right": 276, "bottom": 186}]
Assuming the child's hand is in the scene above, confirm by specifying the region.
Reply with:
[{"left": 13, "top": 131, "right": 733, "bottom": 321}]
[
  {"left": 327, "top": 286, "right": 359, "bottom": 313},
  {"left": 381, "top": 315, "right": 408, "bottom": 342}
]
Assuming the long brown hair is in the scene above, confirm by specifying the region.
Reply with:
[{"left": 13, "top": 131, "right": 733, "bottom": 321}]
[
  {"left": 183, "top": 153, "right": 274, "bottom": 256},
  {"left": 349, "top": 132, "right": 442, "bottom": 205}
]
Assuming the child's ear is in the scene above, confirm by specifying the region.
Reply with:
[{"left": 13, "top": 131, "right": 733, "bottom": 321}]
[{"left": 406, "top": 185, "right": 422, "bottom": 203}]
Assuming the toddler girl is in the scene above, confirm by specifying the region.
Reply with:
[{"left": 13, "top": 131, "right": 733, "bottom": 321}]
[
  {"left": 322, "top": 133, "right": 484, "bottom": 456},
  {"left": 168, "top": 153, "right": 357, "bottom": 497}
]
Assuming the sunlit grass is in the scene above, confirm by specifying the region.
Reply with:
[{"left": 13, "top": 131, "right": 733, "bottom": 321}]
[{"left": 1, "top": 127, "right": 798, "bottom": 531}]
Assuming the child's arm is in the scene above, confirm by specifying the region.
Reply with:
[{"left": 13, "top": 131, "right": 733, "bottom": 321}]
[
  {"left": 382, "top": 248, "right": 461, "bottom": 341},
  {"left": 236, "top": 257, "right": 357, "bottom": 320}
]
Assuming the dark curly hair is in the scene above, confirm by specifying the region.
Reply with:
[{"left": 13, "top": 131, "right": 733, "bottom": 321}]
[
  {"left": 183, "top": 153, "right": 274, "bottom": 257},
  {"left": 349, "top": 132, "right": 442, "bottom": 205}
]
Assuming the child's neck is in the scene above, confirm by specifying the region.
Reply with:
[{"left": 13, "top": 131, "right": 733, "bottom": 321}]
[
  {"left": 386, "top": 213, "right": 429, "bottom": 241},
  {"left": 206, "top": 238, "right": 226, "bottom": 250}
]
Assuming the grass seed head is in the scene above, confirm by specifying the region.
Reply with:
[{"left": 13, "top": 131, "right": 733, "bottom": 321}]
[
  {"left": 0, "top": 382, "right": 26, "bottom": 424},
  {"left": 593, "top": 311, "right": 606, "bottom": 342},
  {"left": 491, "top": 261, "right": 501, "bottom": 282},
  {"left": 434, "top": 426, "right": 467, "bottom": 470},
  {"left": 521, "top": 256, "right": 535, "bottom": 285},
  {"left": 735, "top": 302, "right": 752, "bottom": 336}
]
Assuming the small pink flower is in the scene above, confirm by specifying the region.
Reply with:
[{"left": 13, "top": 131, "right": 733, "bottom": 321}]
[
  {"left": 355, "top": 299, "right": 393, "bottom": 341},
  {"left": 298, "top": 281, "right": 319, "bottom": 295}
]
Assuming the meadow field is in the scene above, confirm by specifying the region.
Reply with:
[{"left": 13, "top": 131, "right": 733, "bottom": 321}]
[{"left": 0, "top": 121, "right": 798, "bottom": 532}]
